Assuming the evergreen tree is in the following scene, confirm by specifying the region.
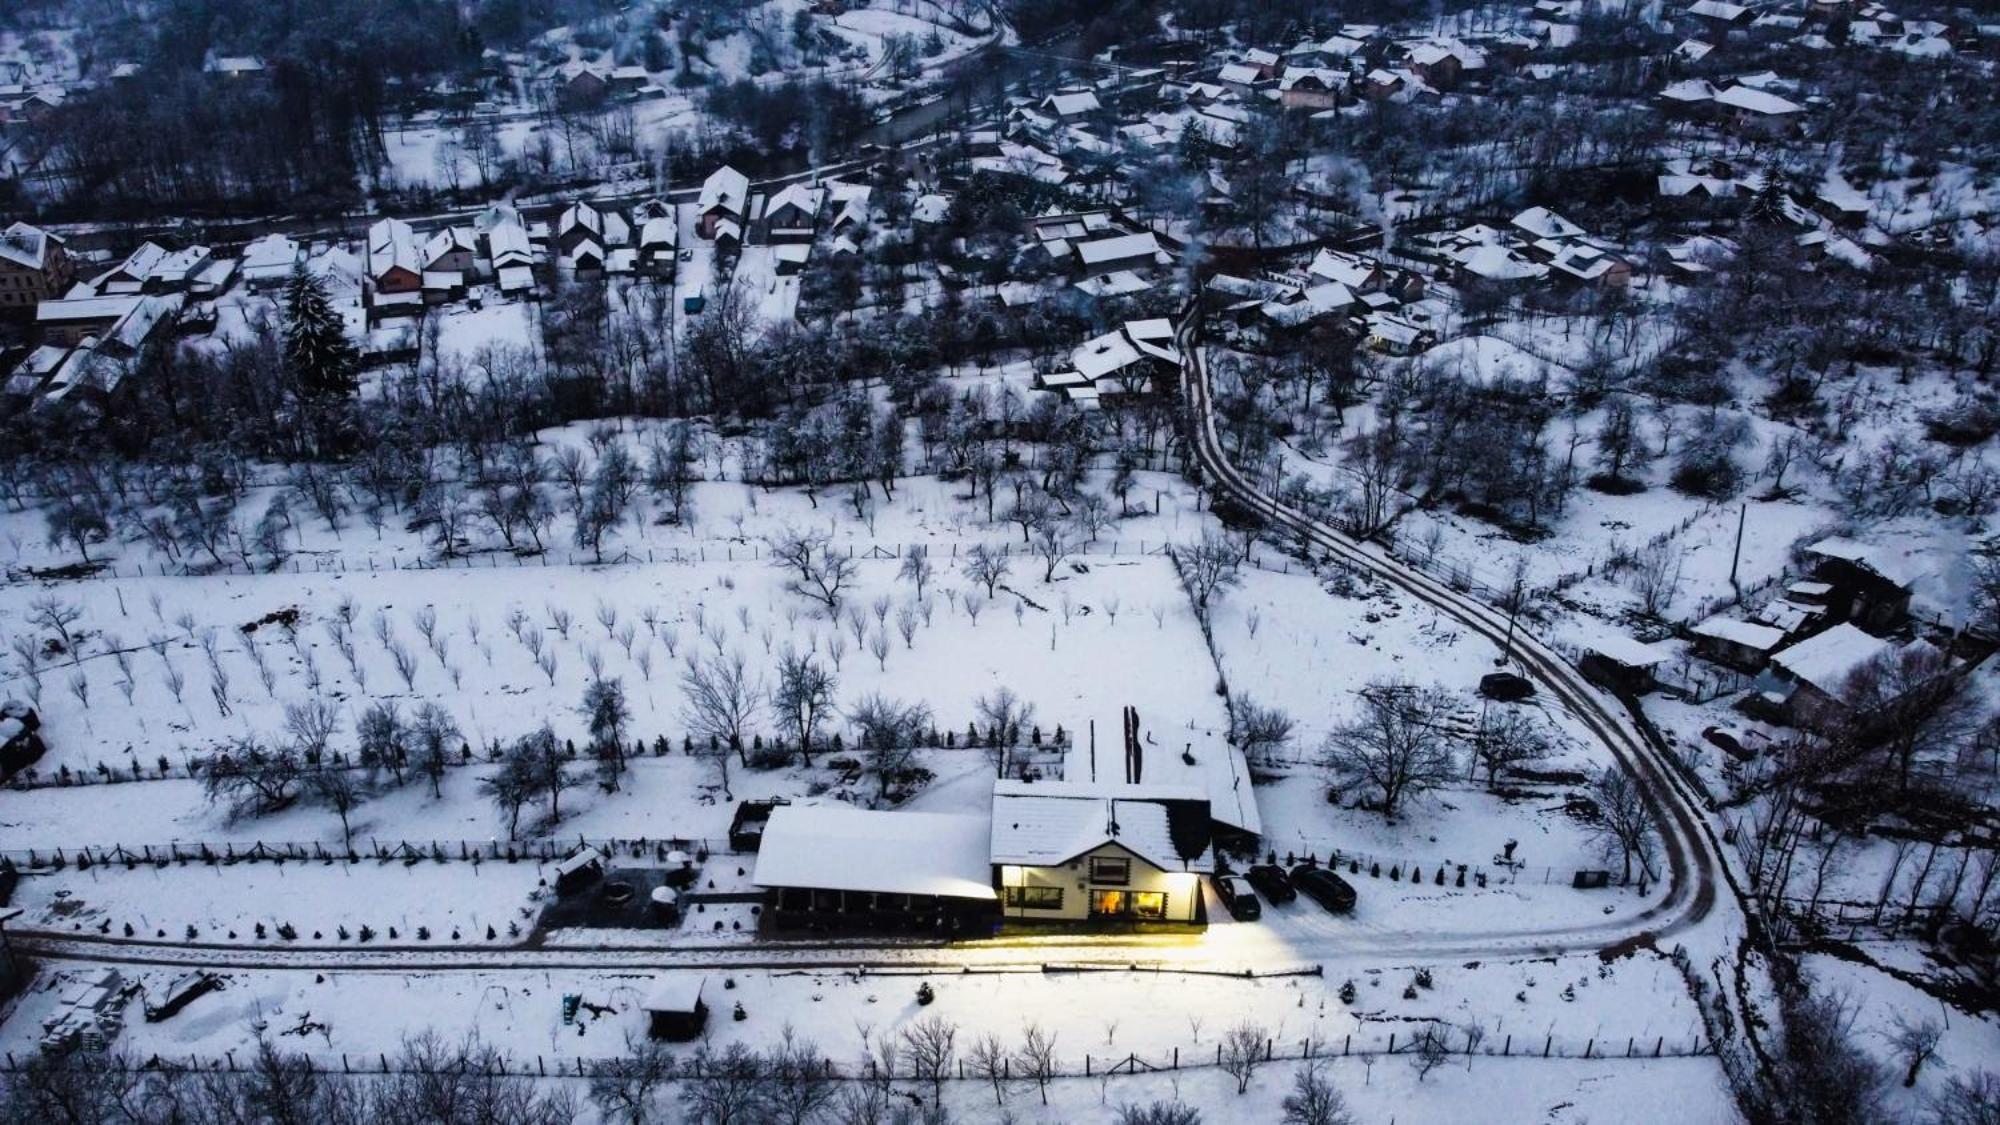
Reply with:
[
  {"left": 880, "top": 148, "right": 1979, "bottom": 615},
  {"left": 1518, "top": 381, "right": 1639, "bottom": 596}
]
[{"left": 282, "top": 264, "right": 360, "bottom": 447}]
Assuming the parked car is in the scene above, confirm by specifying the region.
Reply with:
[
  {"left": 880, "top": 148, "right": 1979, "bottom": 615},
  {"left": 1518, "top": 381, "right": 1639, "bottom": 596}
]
[
  {"left": 1479, "top": 672, "right": 1535, "bottom": 701},
  {"left": 1289, "top": 864, "right": 1358, "bottom": 914},
  {"left": 1244, "top": 864, "right": 1296, "bottom": 905},
  {"left": 1212, "top": 875, "right": 1262, "bottom": 921}
]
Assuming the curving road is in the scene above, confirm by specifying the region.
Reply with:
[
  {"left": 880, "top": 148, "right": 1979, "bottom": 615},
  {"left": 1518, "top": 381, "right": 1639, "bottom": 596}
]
[{"left": 1171, "top": 309, "right": 1743, "bottom": 953}]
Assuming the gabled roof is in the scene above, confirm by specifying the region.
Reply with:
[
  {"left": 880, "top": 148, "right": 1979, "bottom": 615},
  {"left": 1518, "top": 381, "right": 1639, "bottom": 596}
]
[
  {"left": 422, "top": 227, "right": 476, "bottom": 268},
  {"left": 1042, "top": 90, "right": 1101, "bottom": 116},
  {"left": 990, "top": 780, "right": 1213, "bottom": 873},
  {"left": 1076, "top": 231, "right": 1166, "bottom": 267},
  {"left": 1713, "top": 84, "right": 1803, "bottom": 116},
  {"left": 367, "top": 218, "right": 420, "bottom": 280},
  {"left": 0, "top": 222, "right": 60, "bottom": 271},
  {"left": 1771, "top": 623, "right": 1895, "bottom": 696},
  {"left": 753, "top": 806, "right": 996, "bottom": 899},
  {"left": 1511, "top": 206, "right": 1586, "bottom": 240},
  {"left": 699, "top": 166, "right": 751, "bottom": 217}
]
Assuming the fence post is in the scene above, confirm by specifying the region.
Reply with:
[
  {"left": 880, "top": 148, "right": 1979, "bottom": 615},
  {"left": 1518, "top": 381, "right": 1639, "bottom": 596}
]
[
  {"left": 1584, "top": 1039, "right": 1593, "bottom": 1059},
  {"left": 1343, "top": 1035, "right": 1350, "bottom": 1056},
  {"left": 1502, "top": 1035, "right": 1510, "bottom": 1056},
  {"left": 1172, "top": 1046, "right": 1177, "bottom": 1070},
  {"left": 1654, "top": 1036, "right": 1663, "bottom": 1058},
  {"left": 1544, "top": 1035, "right": 1551, "bottom": 1058},
  {"left": 1387, "top": 1033, "right": 1396, "bottom": 1054}
]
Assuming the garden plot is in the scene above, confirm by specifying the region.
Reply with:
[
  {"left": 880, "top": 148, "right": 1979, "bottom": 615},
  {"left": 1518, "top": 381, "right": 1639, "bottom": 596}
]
[
  {"left": 11, "top": 859, "right": 544, "bottom": 946},
  {"left": 0, "top": 551, "right": 1227, "bottom": 849}
]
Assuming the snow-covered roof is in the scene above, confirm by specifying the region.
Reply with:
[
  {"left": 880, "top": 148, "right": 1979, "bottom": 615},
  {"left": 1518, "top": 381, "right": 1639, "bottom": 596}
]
[
  {"left": 1804, "top": 536, "right": 1921, "bottom": 589},
  {"left": 1076, "top": 232, "right": 1165, "bottom": 268},
  {"left": 238, "top": 233, "right": 300, "bottom": 280},
  {"left": 991, "top": 780, "right": 1213, "bottom": 873},
  {"left": 1771, "top": 623, "right": 1894, "bottom": 696},
  {"left": 699, "top": 166, "right": 751, "bottom": 218},
  {"left": 554, "top": 847, "right": 602, "bottom": 877},
  {"left": 1692, "top": 616, "right": 1787, "bottom": 652},
  {"left": 912, "top": 194, "right": 950, "bottom": 224},
  {"left": 0, "top": 222, "right": 59, "bottom": 271},
  {"left": 1687, "top": 0, "right": 1748, "bottom": 20},
  {"left": 753, "top": 806, "right": 996, "bottom": 900},
  {"left": 1587, "top": 632, "right": 1669, "bottom": 669},
  {"left": 1043, "top": 90, "right": 1101, "bottom": 116},
  {"left": 1511, "top": 206, "right": 1585, "bottom": 241},
  {"left": 1457, "top": 244, "right": 1547, "bottom": 281},
  {"left": 642, "top": 975, "right": 705, "bottom": 1014},
  {"left": 1217, "top": 63, "right": 1263, "bottom": 86},
  {"left": 1308, "top": 248, "right": 1381, "bottom": 289},
  {"left": 367, "top": 218, "right": 420, "bottom": 280},
  {"left": 1074, "top": 270, "right": 1152, "bottom": 298},
  {"left": 1660, "top": 78, "right": 1716, "bottom": 103},
  {"left": 764, "top": 181, "right": 824, "bottom": 224},
  {"left": 1713, "top": 85, "right": 1803, "bottom": 116}
]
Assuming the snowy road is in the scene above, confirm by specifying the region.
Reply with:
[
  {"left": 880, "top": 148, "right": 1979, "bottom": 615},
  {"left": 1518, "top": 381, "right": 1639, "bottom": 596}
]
[{"left": 1172, "top": 309, "right": 1749, "bottom": 955}]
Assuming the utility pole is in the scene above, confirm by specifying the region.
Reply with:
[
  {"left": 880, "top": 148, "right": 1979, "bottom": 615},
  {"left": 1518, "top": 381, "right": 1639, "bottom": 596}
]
[{"left": 1728, "top": 503, "right": 1747, "bottom": 601}]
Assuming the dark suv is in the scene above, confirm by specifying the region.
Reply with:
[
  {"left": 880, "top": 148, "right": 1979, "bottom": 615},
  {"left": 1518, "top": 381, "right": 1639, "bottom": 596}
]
[
  {"left": 1289, "top": 865, "right": 1358, "bottom": 914},
  {"left": 1244, "top": 864, "right": 1296, "bottom": 905}
]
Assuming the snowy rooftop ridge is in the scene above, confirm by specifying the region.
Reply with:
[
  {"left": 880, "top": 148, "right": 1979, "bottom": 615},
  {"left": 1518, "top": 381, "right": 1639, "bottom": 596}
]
[{"left": 752, "top": 805, "right": 996, "bottom": 900}]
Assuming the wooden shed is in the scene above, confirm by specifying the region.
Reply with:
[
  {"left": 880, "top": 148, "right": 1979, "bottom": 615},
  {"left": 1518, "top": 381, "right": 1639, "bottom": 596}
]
[{"left": 642, "top": 975, "right": 708, "bottom": 1041}]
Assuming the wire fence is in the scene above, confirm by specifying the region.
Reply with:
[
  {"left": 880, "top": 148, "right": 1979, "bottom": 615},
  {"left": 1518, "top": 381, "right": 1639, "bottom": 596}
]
[
  {"left": 4, "top": 1024, "right": 1714, "bottom": 1085},
  {"left": 0, "top": 834, "right": 734, "bottom": 872}
]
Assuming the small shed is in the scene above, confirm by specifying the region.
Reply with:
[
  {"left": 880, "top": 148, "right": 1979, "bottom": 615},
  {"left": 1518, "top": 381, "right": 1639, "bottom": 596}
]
[
  {"left": 1580, "top": 634, "right": 1668, "bottom": 696},
  {"left": 553, "top": 847, "right": 605, "bottom": 894},
  {"left": 1691, "top": 616, "right": 1787, "bottom": 671},
  {"left": 643, "top": 975, "right": 708, "bottom": 1041},
  {"left": 728, "top": 798, "right": 790, "bottom": 851}
]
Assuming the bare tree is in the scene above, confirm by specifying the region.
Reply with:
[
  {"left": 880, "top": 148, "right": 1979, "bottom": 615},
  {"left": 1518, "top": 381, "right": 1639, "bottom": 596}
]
[
  {"left": 760, "top": 1027, "right": 835, "bottom": 1125},
  {"left": 307, "top": 767, "right": 367, "bottom": 849},
  {"left": 1475, "top": 707, "right": 1551, "bottom": 785},
  {"left": 1320, "top": 681, "right": 1458, "bottom": 818},
  {"left": 1172, "top": 530, "right": 1244, "bottom": 614},
  {"left": 679, "top": 1042, "right": 763, "bottom": 1125},
  {"left": 900, "top": 1015, "right": 957, "bottom": 1109},
  {"left": 588, "top": 1037, "right": 676, "bottom": 1125},
  {"left": 967, "top": 1032, "right": 1010, "bottom": 1107},
  {"left": 202, "top": 739, "right": 303, "bottom": 818},
  {"left": 682, "top": 650, "right": 761, "bottom": 762},
  {"left": 848, "top": 693, "right": 932, "bottom": 804},
  {"left": 962, "top": 542, "right": 1011, "bottom": 598},
  {"left": 1028, "top": 513, "right": 1075, "bottom": 583},
  {"left": 770, "top": 648, "right": 838, "bottom": 765},
  {"left": 898, "top": 551, "right": 934, "bottom": 601},
  {"left": 1282, "top": 1057, "right": 1354, "bottom": 1125},
  {"left": 1411, "top": 1025, "right": 1449, "bottom": 1082},
  {"left": 284, "top": 699, "right": 343, "bottom": 764},
  {"left": 768, "top": 528, "right": 856, "bottom": 615},
  {"left": 1885, "top": 1015, "right": 1944, "bottom": 1088},
  {"left": 1016, "top": 1024, "right": 1058, "bottom": 1107},
  {"left": 1590, "top": 766, "right": 1659, "bottom": 883},
  {"left": 1231, "top": 700, "right": 1295, "bottom": 768},
  {"left": 1220, "top": 1022, "right": 1266, "bottom": 1094}
]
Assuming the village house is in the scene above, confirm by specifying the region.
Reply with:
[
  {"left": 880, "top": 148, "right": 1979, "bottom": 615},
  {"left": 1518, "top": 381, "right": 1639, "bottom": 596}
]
[
  {"left": 237, "top": 233, "right": 302, "bottom": 291},
  {"left": 637, "top": 215, "right": 678, "bottom": 276},
  {"left": 548, "top": 61, "right": 609, "bottom": 106},
  {"left": 1800, "top": 537, "right": 1918, "bottom": 631},
  {"left": 202, "top": 55, "right": 267, "bottom": 80},
  {"left": 762, "top": 182, "right": 823, "bottom": 241},
  {"left": 698, "top": 166, "right": 750, "bottom": 242},
  {"left": 366, "top": 218, "right": 422, "bottom": 296},
  {"left": 1279, "top": 67, "right": 1343, "bottom": 110},
  {"left": 0, "top": 223, "right": 73, "bottom": 314},
  {"left": 1039, "top": 318, "right": 1183, "bottom": 405},
  {"left": 1073, "top": 231, "right": 1172, "bottom": 275},
  {"left": 1712, "top": 84, "right": 1805, "bottom": 138},
  {"left": 1758, "top": 623, "right": 1898, "bottom": 728},
  {"left": 1040, "top": 89, "right": 1102, "bottom": 120},
  {"left": 991, "top": 779, "right": 1214, "bottom": 924}
]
